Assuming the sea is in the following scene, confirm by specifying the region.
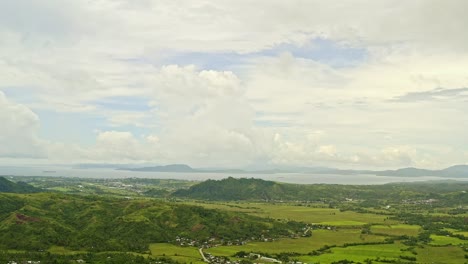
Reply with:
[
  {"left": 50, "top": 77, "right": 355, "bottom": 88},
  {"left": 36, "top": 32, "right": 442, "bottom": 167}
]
[{"left": 0, "top": 166, "right": 466, "bottom": 185}]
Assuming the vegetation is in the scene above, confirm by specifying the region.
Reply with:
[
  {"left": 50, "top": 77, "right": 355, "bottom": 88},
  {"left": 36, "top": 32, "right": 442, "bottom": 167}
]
[
  {"left": 1, "top": 176, "right": 467, "bottom": 263},
  {"left": 173, "top": 177, "right": 468, "bottom": 206},
  {"left": 0, "top": 251, "right": 177, "bottom": 264},
  {"left": 0, "top": 192, "right": 302, "bottom": 252},
  {"left": 0, "top": 176, "right": 41, "bottom": 193}
]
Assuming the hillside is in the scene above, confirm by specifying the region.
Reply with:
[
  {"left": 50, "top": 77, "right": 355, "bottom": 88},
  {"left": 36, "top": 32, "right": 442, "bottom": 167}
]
[
  {"left": 173, "top": 177, "right": 287, "bottom": 200},
  {"left": 0, "top": 192, "right": 301, "bottom": 252},
  {"left": 0, "top": 176, "right": 41, "bottom": 193},
  {"left": 172, "top": 177, "right": 468, "bottom": 204}
]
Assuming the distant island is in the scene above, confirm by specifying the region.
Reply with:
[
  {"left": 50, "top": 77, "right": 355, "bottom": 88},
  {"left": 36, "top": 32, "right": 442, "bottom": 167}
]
[
  {"left": 117, "top": 164, "right": 468, "bottom": 178},
  {"left": 117, "top": 164, "right": 247, "bottom": 173}
]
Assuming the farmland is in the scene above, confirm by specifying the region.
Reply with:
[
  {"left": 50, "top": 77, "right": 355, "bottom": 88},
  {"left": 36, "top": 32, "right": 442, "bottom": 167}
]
[{"left": 0, "top": 176, "right": 467, "bottom": 263}]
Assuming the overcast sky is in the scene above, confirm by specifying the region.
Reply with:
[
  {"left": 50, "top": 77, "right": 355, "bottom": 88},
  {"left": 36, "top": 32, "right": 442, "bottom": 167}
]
[{"left": 1, "top": 0, "right": 468, "bottom": 169}]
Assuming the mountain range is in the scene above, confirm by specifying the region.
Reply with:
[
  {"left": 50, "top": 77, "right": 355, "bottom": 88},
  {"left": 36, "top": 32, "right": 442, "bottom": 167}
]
[{"left": 118, "top": 164, "right": 468, "bottom": 178}]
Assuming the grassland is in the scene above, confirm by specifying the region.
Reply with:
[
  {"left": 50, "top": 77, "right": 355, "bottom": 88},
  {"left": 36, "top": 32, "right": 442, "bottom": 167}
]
[
  {"left": 416, "top": 245, "right": 467, "bottom": 264},
  {"left": 444, "top": 227, "right": 468, "bottom": 237},
  {"left": 297, "top": 242, "right": 413, "bottom": 264},
  {"left": 370, "top": 224, "right": 421, "bottom": 236},
  {"left": 47, "top": 246, "right": 87, "bottom": 255},
  {"left": 206, "top": 229, "right": 386, "bottom": 255},
  {"left": 149, "top": 243, "right": 204, "bottom": 264},
  {"left": 429, "top": 234, "right": 468, "bottom": 246},
  {"left": 185, "top": 202, "right": 394, "bottom": 226}
]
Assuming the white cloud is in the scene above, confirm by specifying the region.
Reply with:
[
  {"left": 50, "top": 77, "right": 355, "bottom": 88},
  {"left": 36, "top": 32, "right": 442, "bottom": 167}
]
[
  {"left": 146, "top": 65, "right": 267, "bottom": 167},
  {"left": 46, "top": 130, "right": 162, "bottom": 163},
  {"left": 1, "top": 1, "right": 468, "bottom": 168},
  {"left": 0, "top": 91, "right": 46, "bottom": 158}
]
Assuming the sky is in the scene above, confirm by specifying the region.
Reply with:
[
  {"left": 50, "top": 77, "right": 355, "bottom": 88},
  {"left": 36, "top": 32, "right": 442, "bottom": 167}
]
[{"left": 1, "top": 0, "right": 468, "bottom": 169}]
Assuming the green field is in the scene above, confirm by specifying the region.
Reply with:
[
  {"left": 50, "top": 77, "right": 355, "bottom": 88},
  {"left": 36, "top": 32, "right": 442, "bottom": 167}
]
[
  {"left": 47, "top": 246, "right": 87, "bottom": 255},
  {"left": 416, "top": 245, "right": 468, "bottom": 264},
  {"left": 371, "top": 224, "right": 421, "bottom": 236},
  {"left": 149, "top": 243, "right": 205, "bottom": 264},
  {"left": 444, "top": 228, "right": 468, "bottom": 237},
  {"left": 206, "top": 229, "right": 386, "bottom": 255},
  {"left": 429, "top": 235, "right": 468, "bottom": 246},
  {"left": 298, "top": 243, "right": 414, "bottom": 264},
  {"left": 187, "top": 202, "right": 393, "bottom": 226}
]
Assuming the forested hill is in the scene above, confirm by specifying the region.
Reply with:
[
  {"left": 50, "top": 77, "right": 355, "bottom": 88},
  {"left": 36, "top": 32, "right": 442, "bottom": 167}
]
[
  {"left": 172, "top": 177, "right": 287, "bottom": 200},
  {"left": 0, "top": 176, "right": 41, "bottom": 193},
  {"left": 171, "top": 177, "right": 373, "bottom": 201},
  {"left": 0, "top": 192, "right": 301, "bottom": 252},
  {"left": 172, "top": 177, "right": 468, "bottom": 203}
]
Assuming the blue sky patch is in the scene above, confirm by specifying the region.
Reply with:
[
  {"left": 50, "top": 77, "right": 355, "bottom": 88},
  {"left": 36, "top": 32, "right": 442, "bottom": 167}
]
[
  {"left": 36, "top": 110, "right": 106, "bottom": 145},
  {"left": 144, "top": 38, "right": 368, "bottom": 70},
  {"left": 91, "top": 96, "right": 152, "bottom": 112}
]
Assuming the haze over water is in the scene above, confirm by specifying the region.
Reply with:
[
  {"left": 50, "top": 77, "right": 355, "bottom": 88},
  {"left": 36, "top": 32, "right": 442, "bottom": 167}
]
[{"left": 1, "top": 166, "right": 465, "bottom": 185}]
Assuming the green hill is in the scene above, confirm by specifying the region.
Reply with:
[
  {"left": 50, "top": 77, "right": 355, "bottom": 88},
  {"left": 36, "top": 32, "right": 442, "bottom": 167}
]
[
  {"left": 172, "top": 177, "right": 468, "bottom": 205},
  {"left": 171, "top": 177, "right": 380, "bottom": 201},
  {"left": 0, "top": 176, "right": 41, "bottom": 193},
  {"left": 172, "top": 177, "right": 289, "bottom": 200},
  {"left": 0, "top": 192, "right": 301, "bottom": 252}
]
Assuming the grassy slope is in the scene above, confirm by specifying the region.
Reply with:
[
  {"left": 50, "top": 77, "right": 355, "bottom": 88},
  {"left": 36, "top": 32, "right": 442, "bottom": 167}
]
[
  {"left": 185, "top": 202, "right": 393, "bottom": 226},
  {"left": 0, "top": 177, "right": 41, "bottom": 193},
  {"left": 0, "top": 193, "right": 301, "bottom": 252}
]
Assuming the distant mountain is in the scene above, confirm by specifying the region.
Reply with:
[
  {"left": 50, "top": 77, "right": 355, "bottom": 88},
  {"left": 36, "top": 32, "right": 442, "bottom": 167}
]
[
  {"left": 441, "top": 165, "right": 468, "bottom": 177},
  {"left": 119, "top": 164, "right": 334, "bottom": 174},
  {"left": 374, "top": 167, "right": 437, "bottom": 177},
  {"left": 120, "top": 164, "right": 196, "bottom": 172},
  {"left": 0, "top": 177, "right": 41, "bottom": 193},
  {"left": 118, "top": 164, "right": 468, "bottom": 178},
  {"left": 120, "top": 164, "right": 251, "bottom": 173},
  {"left": 374, "top": 165, "right": 468, "bottom": 178},
  {"left": 74, "top": 163, "right": 149, "bottom": 169}
]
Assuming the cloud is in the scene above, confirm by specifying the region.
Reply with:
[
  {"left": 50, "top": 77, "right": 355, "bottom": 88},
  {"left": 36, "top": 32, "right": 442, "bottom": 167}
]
[
  {"left": 146, "top": 65, "right": 267, "bottom": 167},
  {"left": 1, "top": 0, "right": 468, "bottom": 169},
  {"left": 392, "top": 87, "right": 468, "bottom": 102},
  {"left": 0, "top": 91, "right": 46, "bottom": 158},
  {"left": 46, "top": 130, "right": 162, "bottom": 163}
]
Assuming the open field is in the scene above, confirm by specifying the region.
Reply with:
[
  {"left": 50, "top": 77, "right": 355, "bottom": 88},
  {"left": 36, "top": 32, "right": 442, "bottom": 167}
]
[
  {"left": 47, "top": 246, "right": 87, "bottom": 255},
  {"left": 206, "top": 229, "right": 386, "bottom": 255},
  {"left": 416, "top": 245, "right": 468, "bottom": 264},
  {"left": 150, "top": 243, "right": 205, "bottom": 264},
  {"left": 370, "top": 224, "right": 421, "bottom": 236},
  {"left": 444, "top": 228, "right": 468, "bottom": 237},
  {"left": 429, "top": 235, "right": 468, "bottom": 246},
  {"left": 186, "top": 202, "right": 394, "bottom": 226},
  {"left": 297, "top": 242, "right": 414, "bottom": 264}
]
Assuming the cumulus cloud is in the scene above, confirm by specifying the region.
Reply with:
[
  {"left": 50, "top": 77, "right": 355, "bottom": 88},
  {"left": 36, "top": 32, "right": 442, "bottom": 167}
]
[
  {"left": 146, "top": 65, "right": 267, "bottom": 167},
  {"left": 1, "top": 1, "right": 468, "bottom": 168},
  {"left": 46, "top": 131, "right": 162, "bottom": 163},
  {"left": 0, "top": 91, "right": 45, "bottom": 158}
]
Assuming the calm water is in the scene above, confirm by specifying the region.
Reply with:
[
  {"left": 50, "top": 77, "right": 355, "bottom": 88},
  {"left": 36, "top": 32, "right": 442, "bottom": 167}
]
[{"left": 1, "top": 166, "right": 466, "bottom": 185}]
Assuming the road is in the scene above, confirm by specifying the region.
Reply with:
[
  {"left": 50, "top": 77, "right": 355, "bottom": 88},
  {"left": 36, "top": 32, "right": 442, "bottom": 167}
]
[{"left": 199, "top": 248, "right": 209, "bottom": 262}]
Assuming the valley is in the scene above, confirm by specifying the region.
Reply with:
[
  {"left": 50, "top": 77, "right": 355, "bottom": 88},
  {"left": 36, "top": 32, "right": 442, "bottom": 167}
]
[{"left": 0, "top": 176, "right": 467, "bottom": 264}]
